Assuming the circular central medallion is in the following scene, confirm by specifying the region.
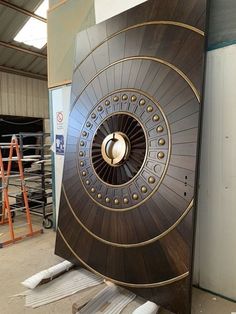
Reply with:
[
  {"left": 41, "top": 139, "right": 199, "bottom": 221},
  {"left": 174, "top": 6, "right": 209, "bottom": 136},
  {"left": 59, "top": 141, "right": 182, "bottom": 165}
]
[
  {"left": 92, "top": 113, "right": 146, "bottom": 185},
  {"left": 101, "top": 132, "right": 130, "bottom": 166},
  {"left": 78, "top": 90, "right": 170, "bottom": 210}
]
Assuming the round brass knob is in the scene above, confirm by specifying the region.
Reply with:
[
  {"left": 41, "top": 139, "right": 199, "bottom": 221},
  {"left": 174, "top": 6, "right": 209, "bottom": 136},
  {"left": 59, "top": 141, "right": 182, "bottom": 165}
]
[
  {"left": 101, "top": 132, "right": 131, "bottom": 167},
  {"left": 158, "top": 138, "right": 165, "bottom": 146},
  {"left": 141, "top": 186, "right": 147, "bottom": 193},
  {"left": 114, "top": 198, "right": 119, "bottom": 205},
  {"left": 139, "top": 99, "right": 146, "bottom": 106},
  {"left": 153, "top": 114, "right": 160, "bottom": 122},
  {"left": 123, "top": 197, "right": 129, "bottom": 204},
  {"left": 131, "top": 95, "right": 137, "bottom": 102},
  {"left": 157, "top": 151, "right": 165, "bottom": 159},
  {"left": 148, "top": 176, "right": 155, "bottom": 184}
]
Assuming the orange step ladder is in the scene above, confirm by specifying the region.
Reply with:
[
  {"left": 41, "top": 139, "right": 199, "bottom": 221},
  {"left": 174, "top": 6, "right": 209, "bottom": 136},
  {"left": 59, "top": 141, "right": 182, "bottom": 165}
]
[{"left": 0, "top": 135, "right": 43, "bottom": 248}]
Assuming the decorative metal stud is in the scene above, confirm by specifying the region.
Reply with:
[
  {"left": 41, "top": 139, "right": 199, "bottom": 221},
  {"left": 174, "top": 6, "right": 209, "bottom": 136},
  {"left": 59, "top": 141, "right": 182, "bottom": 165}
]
[
  {"left": 147, "top": 106, "right": 153, "bottom": 112},
  {"left": 148, "top": 176, "right": 155, "bottom": 184},
  {"left": 157, "top": 151, "right": 165, "bottom": 159},
  {"left": 82, "top": 171, "right": 86, "bottom": 177},
  {"left": 141, "top": 186, "right": 147, "bottom": 193},
  {"left": 122, "top": 94, "right": 128, "bottom": 101},
  {"left": 153, "top": 115, "right": 160, "bottom": 122},
  {"left": 86, "top": 121, "right": 91, "bottom": 128},
  {"left": 123, "top": 197, "right": 129, "bottom": 204},
  {"left": 114, "top": 198, "right": 119, "bottom": 205},
  {"left": 158, "top": 138, "right": 165, "bottom": 146},
  {"left": 82, "top": 131, "right": 87, "bottom": 137},
  {"left": 132, "top": 193, "right": 139, "bottom": 200},
  {"left": 113, "top": 96, "right": 119, "bottom": 102},
  {"left": 91, "top": 188, "right": 95, "bottom": 193},
  {"left": 139, "top": 99, "right": 146, "bottom": 106},
  {"left": 97, "top": 193, "right": 102, "bottom": 199},
  {"left": 85, "top": 180, "right": 90, "bottom": 185},
  {"left": 80, "top": 161, "right": 84, "bottom": 166},
  {"left": 105, "top": 197, "right": 110, "bottom": 203},
  {"left": 105, "top": 100, "right": 110, "bottom": 106},
  {"left": 131, "top": 95, "right": 137, "bottom": 102},
  {"left": 80, "top": 141, "right": 84, "bottom": 146},
  {"left": 98, "top": 106, "right": 103, "bottom": 112},
  {"left": 91, "top": 113, "right": 96, "bottom": 119},
  {"left": 157, "top": 125, "right": 164, "bottom": 133},
  {"left": 79, "top": 151, "right": 84, "bottom": 157}
]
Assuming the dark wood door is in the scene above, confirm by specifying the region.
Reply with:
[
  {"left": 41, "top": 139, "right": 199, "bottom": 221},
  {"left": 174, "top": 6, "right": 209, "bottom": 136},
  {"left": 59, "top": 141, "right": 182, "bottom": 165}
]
[{"left": 55, "top": 1, "right": 207, "bottom": 313}]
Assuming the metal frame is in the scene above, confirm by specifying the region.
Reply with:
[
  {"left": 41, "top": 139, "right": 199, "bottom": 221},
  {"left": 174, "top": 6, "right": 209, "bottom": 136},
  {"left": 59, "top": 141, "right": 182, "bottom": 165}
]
[
  {"left": 0, "top": 41, "right": 47, "bottom": 59},
  {"left": 0, "top": 0, "right": 47, "bottom": 23},
  {"left": 0, "top": 0, "right": 47, "bottom": 80},
  {"left": 0, "top": 65, "right": 47, "bottom": 81}
]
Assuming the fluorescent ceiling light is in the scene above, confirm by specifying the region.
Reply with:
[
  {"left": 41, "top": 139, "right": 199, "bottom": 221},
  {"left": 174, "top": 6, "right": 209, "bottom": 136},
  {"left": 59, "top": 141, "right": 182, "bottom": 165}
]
[{"left": 14, "top": 0, "right": 48, "bottom": 49}]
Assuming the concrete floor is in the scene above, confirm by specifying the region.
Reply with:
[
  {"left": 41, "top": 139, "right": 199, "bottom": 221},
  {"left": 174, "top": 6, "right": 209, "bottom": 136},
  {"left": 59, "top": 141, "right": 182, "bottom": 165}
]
[{"left": 0, "top": 221, "right": 236, "bottom": 314}]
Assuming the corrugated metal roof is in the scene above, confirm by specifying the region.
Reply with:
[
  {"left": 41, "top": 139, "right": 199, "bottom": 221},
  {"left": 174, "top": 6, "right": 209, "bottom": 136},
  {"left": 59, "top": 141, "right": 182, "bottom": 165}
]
[{"left": 0, "top": 0, "right": 47, "bottom": 80}]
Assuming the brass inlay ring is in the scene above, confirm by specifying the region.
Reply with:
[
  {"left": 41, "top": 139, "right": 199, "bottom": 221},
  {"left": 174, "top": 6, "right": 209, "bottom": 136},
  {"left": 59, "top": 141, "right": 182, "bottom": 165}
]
[
  {"left": 74, "top": 56, "right": 200, "bottom": 105},
  {"left": 90, "top": 110, "right": 148, "bottom": 189},
  {"left": 73, "top": 20, "right": 204, "bottom": 76},
  {"left": 62, "top": 185, "right": 194, "bottom": 248},
  {"left": 76, "top": 88, "right": 171, "bottom": 212},
  {"left": 58, "top": 227, "right": 189, "bottom": 288}
]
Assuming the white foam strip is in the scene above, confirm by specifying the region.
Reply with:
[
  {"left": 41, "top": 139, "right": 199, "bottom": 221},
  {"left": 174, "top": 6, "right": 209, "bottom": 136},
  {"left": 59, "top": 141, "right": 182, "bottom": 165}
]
[
  {"left": 24, "top": 269, "right": 103, "bottom": 308},
  {"left": 77, "top": 285, "right": 136, "bottom": 314},
  {"left": 132, "top": 301, "right": 160, "bottom": 314},
  {"left": 21, "top": 260, "right": 73, "bottom": 289}
]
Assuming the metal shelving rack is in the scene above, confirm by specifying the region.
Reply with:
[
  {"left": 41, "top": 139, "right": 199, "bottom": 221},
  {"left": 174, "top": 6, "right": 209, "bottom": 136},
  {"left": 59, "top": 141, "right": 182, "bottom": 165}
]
[{"left": 2, "top": 132, "right": 53, "bottom": 229}]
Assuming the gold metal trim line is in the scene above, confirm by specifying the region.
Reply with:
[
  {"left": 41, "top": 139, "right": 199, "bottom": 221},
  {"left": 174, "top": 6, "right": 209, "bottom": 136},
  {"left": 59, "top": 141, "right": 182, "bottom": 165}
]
[
  {"left": 58, "top": 227, "right": 189, "bottom": 288},
  {"left": 73, "top": 56, "right": 200, "bottom": 107},
  {"left": 62, "top": 184, "right": 193, "bottom": 248},
  {"left": 74, "top": 20, "right": 204, "bottom": 73}
]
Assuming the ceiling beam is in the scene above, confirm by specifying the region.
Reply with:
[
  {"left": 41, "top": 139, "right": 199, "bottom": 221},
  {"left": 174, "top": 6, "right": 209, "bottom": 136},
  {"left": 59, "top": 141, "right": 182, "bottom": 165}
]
[
  {"left": 0, "top": 41, "right": 47, "bottom": 59},
  {"left": 0, "top": 0, "right": 47, "bottom": 23},
  {"left": 0, "top": 65, "right": 47, "bottom": 81}
]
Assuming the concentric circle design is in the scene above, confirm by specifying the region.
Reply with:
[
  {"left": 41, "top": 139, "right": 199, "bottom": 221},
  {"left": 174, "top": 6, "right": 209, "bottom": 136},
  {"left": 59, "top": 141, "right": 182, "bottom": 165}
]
[
  {"left": 56, "top": 4, "right": 206, "bottom": 311},
  {"left": 77, "top": 90, "right": 171, "bottom": 211}
]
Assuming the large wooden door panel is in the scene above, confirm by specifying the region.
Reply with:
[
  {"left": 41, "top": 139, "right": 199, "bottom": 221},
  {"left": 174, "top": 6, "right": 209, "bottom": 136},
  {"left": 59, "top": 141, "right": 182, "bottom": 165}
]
[{"left": 55, "top": 1, "right": 207, "bottom": 313}]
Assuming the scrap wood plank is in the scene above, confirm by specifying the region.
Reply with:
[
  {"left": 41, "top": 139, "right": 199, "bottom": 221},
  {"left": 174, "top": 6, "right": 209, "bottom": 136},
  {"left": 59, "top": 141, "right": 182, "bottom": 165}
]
[
  {"left": 75, "top": 284, "right": 136, "bottom": 314},
  {"left": 72, "top": 283, "right": 107, "bottom": 314}
]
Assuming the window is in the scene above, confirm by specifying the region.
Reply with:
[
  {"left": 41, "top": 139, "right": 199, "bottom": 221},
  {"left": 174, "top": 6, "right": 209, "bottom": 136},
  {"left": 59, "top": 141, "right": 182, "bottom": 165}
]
[{"left": 14, "top": 0, "right": 48, "bottom": 49}]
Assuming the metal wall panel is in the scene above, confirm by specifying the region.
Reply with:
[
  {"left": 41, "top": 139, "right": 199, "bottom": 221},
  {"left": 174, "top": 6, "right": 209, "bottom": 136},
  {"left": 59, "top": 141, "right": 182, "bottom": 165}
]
[
  {"left": 0, "top": 72, "right": 49, "bottom": 118},
  {"left": 47, "top": 0, "right": 95, "bottom": 88},
  {"left": 208, "top": 0, "right": 236, "bottom": 50},
  {"left": 194, "top": 44, "right": 236, "bottom": 300}
]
